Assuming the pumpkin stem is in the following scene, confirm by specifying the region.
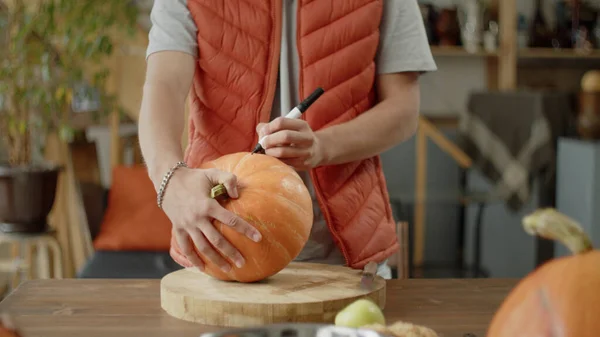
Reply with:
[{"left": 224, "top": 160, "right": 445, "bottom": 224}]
[
  {"left": 522, "top": 208, "right": 593, "bottom": 254},
  {"left": 210, "top": 183, "right": 229, "bottom": 201}
]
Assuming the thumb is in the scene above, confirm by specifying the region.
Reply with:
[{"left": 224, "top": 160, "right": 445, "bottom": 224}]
[
  {"left": 203, "top": 168, "right": 239, "bottom": 198},
  {"left": 256, "top": 123, "right": 268, "bottom": 138}
]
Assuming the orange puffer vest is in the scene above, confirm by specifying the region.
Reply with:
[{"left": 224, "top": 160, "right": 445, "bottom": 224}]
[{"left": 182, "top": 0, "right": 399, "bottom": 269}]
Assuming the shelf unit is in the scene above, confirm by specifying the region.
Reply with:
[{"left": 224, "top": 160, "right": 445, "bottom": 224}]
[
  {"left": 411, "top": 0, "right": 600, "bottom": 272},
  {"left": 431, "top": 45, "right": 600, "bottom": 60},
  {"left": 412, "top": 0, "right": 511, "bottom": 269},
  {"left": 427, "top": 0, "right": 600, "bottom": 88},
  {"left": 429, "top": 46, "right": 499, "bottom": 57}
]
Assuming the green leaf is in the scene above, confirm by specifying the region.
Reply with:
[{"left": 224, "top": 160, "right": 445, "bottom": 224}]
[
  {"left": 1, "top": 0, "right": 140, "bottom": 163},
  {"left": 17, "top": 121, "right": 27, "bottom": 135},
  {"left": 58, "top": 124, "right": 75, "bottom": 143}
]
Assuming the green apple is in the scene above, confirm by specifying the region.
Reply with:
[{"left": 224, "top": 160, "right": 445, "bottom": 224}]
[{"left": 334, "top": 298, "right": 386, "bottom": 328}]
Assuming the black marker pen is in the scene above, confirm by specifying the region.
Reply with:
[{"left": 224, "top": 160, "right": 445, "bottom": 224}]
[{"left": 251, "top": 87, "right": 325, "bottom": 154}]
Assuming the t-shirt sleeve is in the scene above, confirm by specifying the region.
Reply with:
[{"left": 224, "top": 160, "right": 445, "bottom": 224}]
[
  {"left": 376, "top": 0, "right": 438, "bottom": 74},
  {"left": 146, "top": 0, "right": 199, "bottom": 60}
]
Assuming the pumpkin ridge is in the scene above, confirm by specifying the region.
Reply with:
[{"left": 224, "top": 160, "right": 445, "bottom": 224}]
[
  {"left": 233, "top": 197, "right": 308, "bottom": 248},
  {"left": 258, "top": 220, "right": 293, "bottom": 262},
  {"left": 231, "top": 199, "right": 299, "bottom": 271},
  {"left": 250, "top": 212, "right": 307, "bottom": 256}
]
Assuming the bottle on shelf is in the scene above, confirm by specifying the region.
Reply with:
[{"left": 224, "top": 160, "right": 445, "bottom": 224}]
[{"left": 529, "top": 0, "right": 553, "bottom": 48}]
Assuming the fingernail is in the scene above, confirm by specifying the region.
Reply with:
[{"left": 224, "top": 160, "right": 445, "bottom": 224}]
[
  {"left": 235, "top": 256, "right": 245, "bottom": 268},
  {"left": 252, "top": 232, "right": 262, "bottom": 242},
  {"left": 232, "top": 187, "right": 239, "bottom": 198},
  {"left": 221, "top": 265, "right": 231, "bottom": 273}
]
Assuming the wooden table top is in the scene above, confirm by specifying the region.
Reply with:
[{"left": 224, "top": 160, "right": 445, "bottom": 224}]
[{"left": 0, "top": 278, "right": 518, "bottom": 337}]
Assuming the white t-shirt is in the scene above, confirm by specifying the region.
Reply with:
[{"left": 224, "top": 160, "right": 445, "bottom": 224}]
[{"left": 146, "top": 0, "right": 437, "bottom": 278}]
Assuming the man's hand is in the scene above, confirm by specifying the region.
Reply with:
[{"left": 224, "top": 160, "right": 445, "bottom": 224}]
[
  {"left": 255, "top": 72, "right": 420, "bottom": 169},
  {"left": 162, "top": 167, "right": 262, "bottom": 272},
  {"left": 256, "top": 117, "right": 326, "bottom": 170}
]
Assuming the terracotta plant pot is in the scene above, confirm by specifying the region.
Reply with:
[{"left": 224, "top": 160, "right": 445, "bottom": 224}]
[{"left": 0, "top": 163, "right": 61, "bottom": 233}]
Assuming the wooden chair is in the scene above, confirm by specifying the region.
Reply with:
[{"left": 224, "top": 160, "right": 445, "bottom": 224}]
[{"left": 388, "top": 221, "right": 410, "bottom": 279}]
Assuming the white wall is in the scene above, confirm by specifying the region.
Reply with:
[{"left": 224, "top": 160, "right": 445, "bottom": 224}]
[{"left": 420, "top": 57, "right": 487, "bottom": 116}]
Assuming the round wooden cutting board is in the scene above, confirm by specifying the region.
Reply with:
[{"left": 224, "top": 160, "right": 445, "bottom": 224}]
[{"left": 160, "top": 262, "right": 386, "bottom": 327}]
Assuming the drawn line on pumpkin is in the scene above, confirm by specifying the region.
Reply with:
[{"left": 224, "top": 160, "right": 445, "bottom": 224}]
[
  {"left": 538, "top": 287, "right": 565, "bottom": 337},
  {"left": 238, "top": 165, "right": 304, "bottom": 182},
  {"left": 230, "top": 152, "right": 254, "bottom": 173},
  {"left": 245, "top": 188, "right": 312, "bottom": 219},
  {"left": 239, "top": 178, "right": 309, "bottom": 203},
  {"left": 240, "top": 158, "right": 304, "bottom": 176}
]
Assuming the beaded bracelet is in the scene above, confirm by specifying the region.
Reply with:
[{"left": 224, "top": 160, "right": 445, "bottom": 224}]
[{"left": 156, "top": 161, "right": 188, "bottom": 209}]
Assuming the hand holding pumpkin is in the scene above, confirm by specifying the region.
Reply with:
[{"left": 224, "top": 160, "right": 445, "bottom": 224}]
[
  {"left": 256, "top": 117, "right": 325, "bottom": 170},
  {"left": 169, "top": 152, "right": 314, "bottom": 282},
  {"left": 161, "top": 167, "right": 262, "bottom": 273}
]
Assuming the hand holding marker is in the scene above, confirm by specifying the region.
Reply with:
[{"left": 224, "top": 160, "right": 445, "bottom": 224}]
[{"left": 251, "top": 87, "right": 325, "bottom": 155}]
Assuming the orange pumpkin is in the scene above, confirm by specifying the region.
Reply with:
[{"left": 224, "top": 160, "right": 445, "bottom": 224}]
[
  {"left": 170, "top": 152, "right": 314, "bottom": 282},
  {"left": 487, "top": 208, "right": 600, "bottom": 337}
]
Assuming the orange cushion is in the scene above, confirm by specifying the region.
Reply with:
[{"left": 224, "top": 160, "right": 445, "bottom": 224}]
[{"left": 93, "top": 165, "right": 173, "bottom": 251}]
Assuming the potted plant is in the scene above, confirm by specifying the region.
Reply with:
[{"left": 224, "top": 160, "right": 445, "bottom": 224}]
[{"left": 0, "top": 0, "right": 138, "bottom": 233}]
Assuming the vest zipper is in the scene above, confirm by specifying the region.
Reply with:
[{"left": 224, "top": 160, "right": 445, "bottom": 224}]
[
  {"left": 295, "top": 1, "right": 351, "bottom": 268},
  {"left": 254, "top": 0, "right": 283, "bottom": 149}
]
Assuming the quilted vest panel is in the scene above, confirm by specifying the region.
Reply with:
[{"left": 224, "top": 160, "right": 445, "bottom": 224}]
[{"left": 182, "top": 0, "right": 399, "bottom": 269}]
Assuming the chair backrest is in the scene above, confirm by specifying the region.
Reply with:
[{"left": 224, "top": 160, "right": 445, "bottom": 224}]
[
  {"left": 387, "top": 221, "right": 409, "bottom": 279},
  {"left": 398, "top": 221, "right": 410, "bottom": 279}
]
